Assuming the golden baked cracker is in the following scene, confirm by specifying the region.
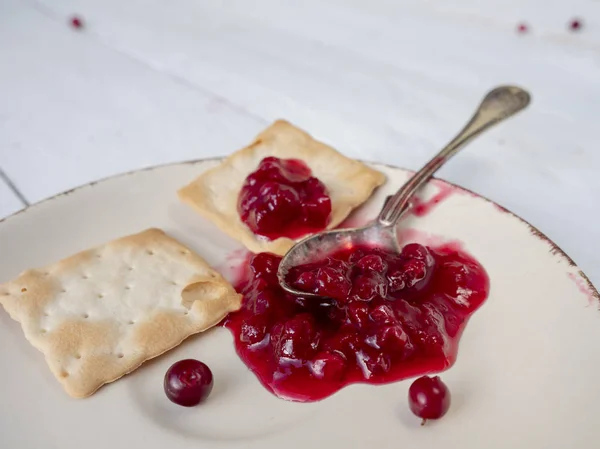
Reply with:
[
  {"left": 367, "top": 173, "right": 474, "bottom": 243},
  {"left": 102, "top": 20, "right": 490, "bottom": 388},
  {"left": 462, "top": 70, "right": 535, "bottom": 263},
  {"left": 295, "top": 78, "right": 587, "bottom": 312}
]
[
  {"left": 178, "top": 120, "right": 386, "bottom": 255},
  {"left": 0, "top": 228, "right": 241, "bottom": 398}
]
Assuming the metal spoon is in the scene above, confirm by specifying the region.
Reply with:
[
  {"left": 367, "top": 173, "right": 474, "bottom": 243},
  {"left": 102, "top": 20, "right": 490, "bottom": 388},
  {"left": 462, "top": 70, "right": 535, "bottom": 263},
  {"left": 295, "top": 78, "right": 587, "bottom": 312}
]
[{"left": 277, "top": 85, "right": 531, "bottom": 297}]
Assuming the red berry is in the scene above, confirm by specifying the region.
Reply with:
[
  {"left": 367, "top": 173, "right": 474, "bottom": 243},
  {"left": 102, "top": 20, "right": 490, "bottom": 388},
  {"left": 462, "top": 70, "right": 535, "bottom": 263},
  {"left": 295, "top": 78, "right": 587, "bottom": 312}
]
[
  {"left": 164, "top": 359, "right": 214, "bottom": 407},
  {"left": 70, "top": 16, "right": 83, "bottom": 29},
  {"left": 408, "top": 375, "right": 451, "bottom": 423},
  {"left": 569, "top": 18, "right": 583, "bottom": 31},
  {"left": 516, "top": 23, "right": 528, "bottom": 34}
]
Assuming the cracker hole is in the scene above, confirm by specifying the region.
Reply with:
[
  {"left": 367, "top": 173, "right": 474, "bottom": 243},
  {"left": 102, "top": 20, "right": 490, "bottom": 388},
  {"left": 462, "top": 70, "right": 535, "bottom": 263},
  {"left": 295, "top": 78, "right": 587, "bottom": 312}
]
[
  {"left": 40, "top": 329, "right": 47, "bottom": 334},
  {"left": 82, "top": 313, "right": 89, "bottom": 319},
  {"left": 180, "top": 250, "right": 189, "bottom": 255},
  {"left": 128, "top": 266, "right": 134, "bottom": 271},
  {"left": 98, "top": 293, "right": 104, "bottom": 299},
  {"left": 21, "top": 287, "right": 27, "bottom": 293},
  {"left": 60, "top": 371, "right": 69, "bottom": 378},
  {"left": 127, "top": 320, "right": 135, "bottom": 325},
  {"left": 43, "top": 312, "right": 49, "bottom": 317},
  {"left": 75, "top": 354, "right": 81, "bottom": 360},
  {"left": 82, "top": 274, "right": 90, "bottom": 280},
  {"left": 43, "top": 271, "right": 50, "bottom": 276},
  {"left": 125, "top": 286, "right": 131, "bottom": 290},
  {"left": 183, "top": 311, "right": 189, "bottom": 316},
  {"left": 147, "top": 250, "right": 154, "bottom": 256},
  {"left": 1, "top": 291, "right": 9, "bottom": 296},
  {"left": 117, "top": 353, "right": 124, "bottom": 359},
  {"left": 60, "top": 288, "right": 66, "bottom": 293}
]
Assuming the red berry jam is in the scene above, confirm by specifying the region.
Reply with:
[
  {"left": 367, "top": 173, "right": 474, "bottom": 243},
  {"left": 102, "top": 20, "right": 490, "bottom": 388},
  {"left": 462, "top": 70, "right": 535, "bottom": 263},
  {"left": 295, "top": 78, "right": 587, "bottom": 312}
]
[
  {"left": 224, "top": 242, "right": 489, "bottom": 402},
  {"left": 238, "top": 157, "right": 332, "bottom": 240}
]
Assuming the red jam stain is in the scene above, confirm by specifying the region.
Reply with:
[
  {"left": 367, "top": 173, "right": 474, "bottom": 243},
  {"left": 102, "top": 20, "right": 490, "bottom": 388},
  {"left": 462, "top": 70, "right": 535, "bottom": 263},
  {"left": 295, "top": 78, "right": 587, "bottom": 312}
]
[
  {"left": 567, "top": 272, "right": 597, "bottom": 307},
  {"left": 397, "top": 228, "right": 465, "bottom": 253},
  {"left": 223, "top": 241, "right": 489, "bottom": 402},
  {"left": 214, "top": 248, "right": 250, "bottom": 284},
  {"left": 238, "top": 157, "right": 332, "bottom": 240},
  {"left": 411, "top": 180, "right": 457, "bottom": 217}
]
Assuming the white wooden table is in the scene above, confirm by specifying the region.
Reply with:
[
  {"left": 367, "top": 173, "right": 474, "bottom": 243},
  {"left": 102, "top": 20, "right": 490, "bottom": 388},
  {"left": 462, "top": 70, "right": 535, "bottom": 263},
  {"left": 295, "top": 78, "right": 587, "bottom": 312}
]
[{"left": 1, "top": 0, "right": 599, "bottom": 285}]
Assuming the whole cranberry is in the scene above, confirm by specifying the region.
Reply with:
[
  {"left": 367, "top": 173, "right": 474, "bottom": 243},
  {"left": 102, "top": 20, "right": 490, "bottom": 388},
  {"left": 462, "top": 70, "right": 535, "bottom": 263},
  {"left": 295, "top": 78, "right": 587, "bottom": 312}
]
[
  {"left": 69, "top": 16, "right": 84, "bottom": 29},
  {"left": 569, "top": 18, "right": 583, "bottom": 32},
  {"left": 164, "top": 359, "right": 214, "bottom": 407},
  {"left": 408, "top": 375, "right": 451, "bottom": 423}
]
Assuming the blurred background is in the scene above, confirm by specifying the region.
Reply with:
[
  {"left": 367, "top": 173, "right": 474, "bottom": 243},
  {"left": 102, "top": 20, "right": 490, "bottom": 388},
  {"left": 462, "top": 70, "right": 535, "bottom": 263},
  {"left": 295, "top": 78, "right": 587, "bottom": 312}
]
[{"left": 1, "top": 0, "right": 599, "bottom": 281}]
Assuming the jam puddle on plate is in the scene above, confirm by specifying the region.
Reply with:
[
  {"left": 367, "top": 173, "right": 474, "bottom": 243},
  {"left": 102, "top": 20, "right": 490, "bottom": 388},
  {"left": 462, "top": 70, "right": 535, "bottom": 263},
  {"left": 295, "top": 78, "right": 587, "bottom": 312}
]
[{"left": 223, "top": 241, "right": 489, "bottom": 402}]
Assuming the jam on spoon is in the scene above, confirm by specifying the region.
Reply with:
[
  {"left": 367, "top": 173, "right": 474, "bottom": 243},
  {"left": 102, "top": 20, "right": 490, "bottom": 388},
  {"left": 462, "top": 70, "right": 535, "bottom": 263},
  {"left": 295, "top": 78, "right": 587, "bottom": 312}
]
[{"left": 277, "top": 86, "right": 530, "bottom": 298}]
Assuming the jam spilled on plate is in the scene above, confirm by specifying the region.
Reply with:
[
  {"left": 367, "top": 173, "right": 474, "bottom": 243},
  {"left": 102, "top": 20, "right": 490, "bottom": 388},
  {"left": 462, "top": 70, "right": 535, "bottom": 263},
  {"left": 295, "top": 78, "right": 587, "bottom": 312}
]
[
  {"left": 224, "top": 243, "right": 489, "bottom": 402},
  {"left": 238, "top": 157, "right": 331, "bottom": 240}
]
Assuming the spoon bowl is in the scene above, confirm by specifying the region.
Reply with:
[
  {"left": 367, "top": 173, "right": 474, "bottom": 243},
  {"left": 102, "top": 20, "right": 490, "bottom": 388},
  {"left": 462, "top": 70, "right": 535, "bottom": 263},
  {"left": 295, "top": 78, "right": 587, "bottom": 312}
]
[{"left": 277, "top": 86, "right": 531, "bottom": 297}]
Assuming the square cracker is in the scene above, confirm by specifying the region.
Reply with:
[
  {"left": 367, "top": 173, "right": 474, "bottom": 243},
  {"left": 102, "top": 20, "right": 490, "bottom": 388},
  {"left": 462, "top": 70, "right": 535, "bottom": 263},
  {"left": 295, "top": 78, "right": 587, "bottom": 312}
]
[
  {"left": 0, "top": 228, "right": 241, "bottom": 398},
  {"left": 178, "top": 120, "right": 386, "bottom": 255}
]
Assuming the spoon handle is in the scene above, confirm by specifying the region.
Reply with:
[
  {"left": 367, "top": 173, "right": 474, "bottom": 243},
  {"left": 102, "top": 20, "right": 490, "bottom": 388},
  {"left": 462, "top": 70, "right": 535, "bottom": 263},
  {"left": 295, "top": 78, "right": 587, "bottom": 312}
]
[{"left": 377, "top": 85, "right": 531, "bottom": 227}]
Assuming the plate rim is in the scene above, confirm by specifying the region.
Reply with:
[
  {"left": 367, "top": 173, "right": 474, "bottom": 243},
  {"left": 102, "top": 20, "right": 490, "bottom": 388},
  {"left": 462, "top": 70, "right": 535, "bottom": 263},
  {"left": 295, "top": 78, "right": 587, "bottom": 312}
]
[{"left": 2, "top": 157, "right": 597, "bottom": 301}]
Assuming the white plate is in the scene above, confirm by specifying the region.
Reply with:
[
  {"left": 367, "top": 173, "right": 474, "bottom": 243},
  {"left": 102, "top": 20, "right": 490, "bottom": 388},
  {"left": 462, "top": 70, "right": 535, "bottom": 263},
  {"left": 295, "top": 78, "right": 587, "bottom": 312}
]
[{"left": 1, "top": 160, "right": 598, "bottom": 449}]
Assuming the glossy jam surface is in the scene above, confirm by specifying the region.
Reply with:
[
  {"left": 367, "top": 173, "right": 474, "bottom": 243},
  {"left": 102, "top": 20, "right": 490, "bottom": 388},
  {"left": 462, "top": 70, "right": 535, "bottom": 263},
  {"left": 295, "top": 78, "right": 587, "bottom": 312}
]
[
  {"left": 224, "top": 243, "right": 489, "bottom": 402},
  {"left": 238, "top": 157, "right": 331, "bottom": 239}
]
